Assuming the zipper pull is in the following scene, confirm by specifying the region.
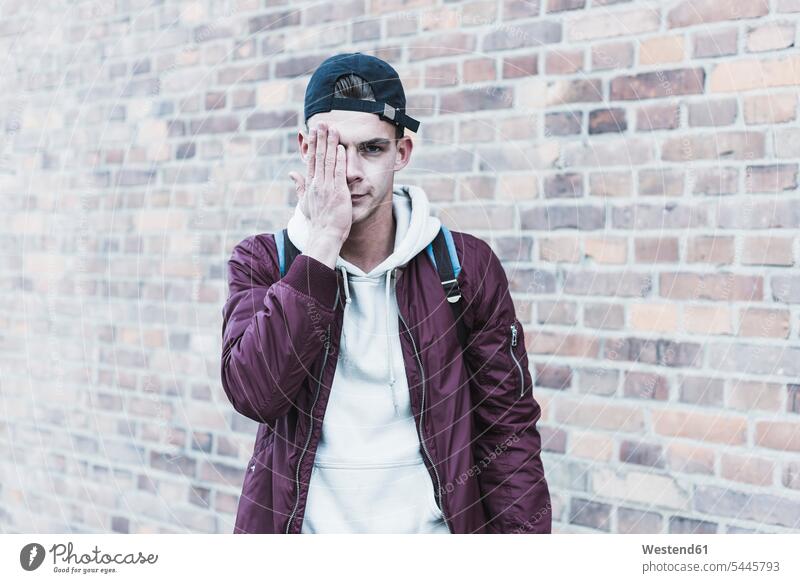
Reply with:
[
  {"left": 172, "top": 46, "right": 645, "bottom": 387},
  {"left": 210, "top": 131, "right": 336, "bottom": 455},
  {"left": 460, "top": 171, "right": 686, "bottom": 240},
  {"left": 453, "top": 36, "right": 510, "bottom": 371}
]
[
  {"left": 250, "top": 463, "right": 256, "bottom": 472},
  {"left": 510, "top": 323, "right": 518, "bottom": 347}
]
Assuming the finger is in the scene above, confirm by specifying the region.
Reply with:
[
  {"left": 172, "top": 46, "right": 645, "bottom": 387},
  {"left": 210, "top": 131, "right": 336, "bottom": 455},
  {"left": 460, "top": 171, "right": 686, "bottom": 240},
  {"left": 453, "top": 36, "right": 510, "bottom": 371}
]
[
  {"left": 305, "top": 129, "right": 316, "bottom": 182},
  {"left": 289, "top": 171, "right": 305, "bottom": 196},
  {"left": 315, "top": 124, "right": 327, "bottom": 186},
  {"left": 324, "top": 127, "right": 337, "bottom": 186},
  {"left": 334, "top": 144, "right": 346, "bottom": 189}
]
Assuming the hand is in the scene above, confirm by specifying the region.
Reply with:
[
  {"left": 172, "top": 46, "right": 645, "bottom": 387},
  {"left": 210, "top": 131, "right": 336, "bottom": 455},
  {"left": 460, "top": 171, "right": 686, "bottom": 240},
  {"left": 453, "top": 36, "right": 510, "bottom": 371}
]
[{"left": 289, "top": 123, "right": 352, "bottom": 267}]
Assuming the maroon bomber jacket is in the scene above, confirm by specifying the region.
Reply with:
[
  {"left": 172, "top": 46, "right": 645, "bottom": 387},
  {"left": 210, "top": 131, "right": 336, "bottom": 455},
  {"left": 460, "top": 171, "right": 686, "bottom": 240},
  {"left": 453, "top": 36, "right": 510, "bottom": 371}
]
[{"left": 220, "top": 229, "right": 552, "bottom": 533}]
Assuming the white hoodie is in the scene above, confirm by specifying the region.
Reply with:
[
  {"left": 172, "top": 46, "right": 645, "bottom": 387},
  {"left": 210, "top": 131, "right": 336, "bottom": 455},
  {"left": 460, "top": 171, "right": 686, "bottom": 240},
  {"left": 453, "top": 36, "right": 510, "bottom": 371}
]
[{"left": 286, "top": 184, "right": 450, "bottom": 534}]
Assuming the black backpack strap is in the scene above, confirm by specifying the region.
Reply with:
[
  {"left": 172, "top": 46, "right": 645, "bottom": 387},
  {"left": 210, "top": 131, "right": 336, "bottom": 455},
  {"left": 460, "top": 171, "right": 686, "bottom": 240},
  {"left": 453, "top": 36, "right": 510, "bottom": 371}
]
[
  {"left": 426, "top": 227, "right": 468, "bottom": 351},
  {"left": 276, "top": 228, "right": 301, "bottom": 278}
]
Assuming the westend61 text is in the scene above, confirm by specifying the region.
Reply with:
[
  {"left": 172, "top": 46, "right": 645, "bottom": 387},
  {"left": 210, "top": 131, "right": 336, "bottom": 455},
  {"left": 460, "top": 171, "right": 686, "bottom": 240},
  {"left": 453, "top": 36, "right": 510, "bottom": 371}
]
[{"left": 642, "top": 544, "right": 708, "bottom": 555}]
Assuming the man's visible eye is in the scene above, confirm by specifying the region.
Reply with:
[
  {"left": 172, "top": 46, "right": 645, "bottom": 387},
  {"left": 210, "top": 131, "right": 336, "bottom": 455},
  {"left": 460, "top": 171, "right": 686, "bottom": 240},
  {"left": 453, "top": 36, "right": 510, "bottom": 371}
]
[{"left": 360, "top": 144, "right": 383, "bottom": 154}]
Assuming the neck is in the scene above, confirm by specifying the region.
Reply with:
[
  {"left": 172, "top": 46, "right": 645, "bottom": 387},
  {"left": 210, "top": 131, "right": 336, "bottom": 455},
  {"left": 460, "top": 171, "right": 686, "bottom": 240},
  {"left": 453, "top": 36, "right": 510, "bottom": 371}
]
[{"left": 340, "top": 194, "right": 396, "bottom": 274}]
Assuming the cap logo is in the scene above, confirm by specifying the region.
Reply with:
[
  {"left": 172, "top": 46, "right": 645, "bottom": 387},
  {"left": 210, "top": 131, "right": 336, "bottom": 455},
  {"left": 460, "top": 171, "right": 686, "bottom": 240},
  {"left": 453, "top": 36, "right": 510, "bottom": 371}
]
[{"left": 383, "top": 103, "right": 396, "bottom": 121}]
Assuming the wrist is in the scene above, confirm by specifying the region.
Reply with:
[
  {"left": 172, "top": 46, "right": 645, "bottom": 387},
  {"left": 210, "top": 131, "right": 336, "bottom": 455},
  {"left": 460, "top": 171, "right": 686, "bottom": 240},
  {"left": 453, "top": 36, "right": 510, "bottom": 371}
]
[{"left": 304, "top": 231, "right": 345, "bottom": 269}]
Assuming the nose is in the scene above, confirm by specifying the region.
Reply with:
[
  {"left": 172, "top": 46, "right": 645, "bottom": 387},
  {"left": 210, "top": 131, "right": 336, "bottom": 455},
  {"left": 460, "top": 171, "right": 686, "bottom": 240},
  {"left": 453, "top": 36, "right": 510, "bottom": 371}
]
[{"left": 343, "top": 145, "right": 365, "bottom": 185}]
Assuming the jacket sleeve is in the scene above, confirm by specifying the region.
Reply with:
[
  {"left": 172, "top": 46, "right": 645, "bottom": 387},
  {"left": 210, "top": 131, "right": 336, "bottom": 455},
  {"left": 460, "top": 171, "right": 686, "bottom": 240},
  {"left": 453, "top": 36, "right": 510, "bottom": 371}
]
[
  {"left": 220, "top": 235, "right": 339, "bottom": 423},
  {"left": 462, "top": 237, "right": 552, "bottom": 534}
]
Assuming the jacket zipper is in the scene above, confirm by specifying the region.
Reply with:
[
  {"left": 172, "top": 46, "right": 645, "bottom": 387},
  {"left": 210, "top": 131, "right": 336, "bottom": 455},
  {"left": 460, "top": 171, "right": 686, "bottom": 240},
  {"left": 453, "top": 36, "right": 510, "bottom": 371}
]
[
  {"left": 510, "top": 322, "right": 525, "bottom": 398},
  {"left": 397, "top": 299, "right": 452, "bottom": 532},
  {"left": 285, "top": 284, "right": 339, "bottom": 534}
]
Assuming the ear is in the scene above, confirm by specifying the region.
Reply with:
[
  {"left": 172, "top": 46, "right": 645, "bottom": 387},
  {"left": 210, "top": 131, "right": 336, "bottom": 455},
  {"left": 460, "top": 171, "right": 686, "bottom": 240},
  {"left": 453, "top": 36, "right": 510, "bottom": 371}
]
[{"left": 393, "top": 135, "right": 413, "bottom": 172}]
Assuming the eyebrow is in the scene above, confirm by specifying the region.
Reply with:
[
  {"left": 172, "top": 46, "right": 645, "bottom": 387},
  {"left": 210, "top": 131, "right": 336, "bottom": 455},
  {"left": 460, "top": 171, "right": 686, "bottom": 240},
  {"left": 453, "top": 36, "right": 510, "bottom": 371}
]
[{"left": 343, "top": 138, "right": 393, "bottom": 148}]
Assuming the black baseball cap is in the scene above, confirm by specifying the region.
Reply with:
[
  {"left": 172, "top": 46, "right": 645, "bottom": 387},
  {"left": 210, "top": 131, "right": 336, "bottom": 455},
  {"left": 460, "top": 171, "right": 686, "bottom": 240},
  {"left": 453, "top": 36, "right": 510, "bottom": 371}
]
[{"left": 303, "top": 52, "right": 421, "bottom": 133}]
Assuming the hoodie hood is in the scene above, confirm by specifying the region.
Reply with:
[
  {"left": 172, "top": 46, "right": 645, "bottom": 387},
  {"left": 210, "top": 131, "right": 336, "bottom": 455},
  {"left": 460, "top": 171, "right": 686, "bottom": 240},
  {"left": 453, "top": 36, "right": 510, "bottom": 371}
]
[
  {"left": 286, "top": 183, "right": 441, "bottom": 414},
  {"left": 286, "top": 183, "right": 441, "bottom": 276}
]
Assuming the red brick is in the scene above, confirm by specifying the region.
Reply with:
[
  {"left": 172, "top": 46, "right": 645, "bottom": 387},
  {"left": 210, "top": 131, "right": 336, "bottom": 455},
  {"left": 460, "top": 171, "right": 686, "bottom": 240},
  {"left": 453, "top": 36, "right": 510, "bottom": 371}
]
[
  {"left": 654, "top": 410, "right": 747, "bottom": 444},
  {"left": 249, "top": 10, "right": 301, "bottom": 33},
  {"left": 636, "top": 104, "right": 679, "bottom": 131},
  {"left": 668, "top": 0, "right": 769, "bottom": 28},
  {"left": 545, "top": 49, "right": 584, "bottom": 74},
  {"left": 692, "top": 168, "right": 738, "bottom": 195},
  {"left": 745, "top": 164, "right": 798, "bottom": 193},
  {"left": 659, "top": 272, "right": 763, "bottom": 301},
  {"left": 679, "top": 376, "right": 724, "bottom": 407},
  {"left": 564, "top": 271, "right": 651, "bottom": 297},
  {"left": 591, "top": 41, "right": 634, "bottom": 71},
  {"left": 589, "top": 171, "right": 632, "bottom": 197},
  {"left": 684, "top": 305, "right": 733, "bottom": 335},
  {"left": 529, "top": 331, "right": 600, "bottom": 358},
  {"left": 639, "top": 168, "right": 683, "bottom": 196},
  {"left": 739, "top": 308, "right": 791, "bottom": 338},
  {"left": 756, "top": 421, "right": 800, "bottom": 452},
  {"left": 635, "top": 237, "right": 679, "bottom": 263},
  {"left": 662, "top": 132, "right": 765, "bottom": 161},
  {"left": 617, "top": 507, "right": 663, "bottom": 534},
  {"left": 620, "top": 440, "right": 665, "bottom": 468},
  {"left": 205, "top": 91, "right": 226, "bottom": 110},
  {"left": 640, "top": 36, "right": 685, "bottom": 65},
  {"left": 570, "top": 498, "right": 611, "bottom": 531},
  {"left": 547, "top": 0, "right": 585, "bottom": 11},
  {"left": 729, "top": 380, "right": 784, "bottom": 412},
  {"left": 568, "top": 8, "right": 659, "bottom": 42},
  {"left": 667, "top": 442, "right": 715, "bottom": 475},
  {"left": 584, "top": 237, "right": 627, "bottom": 264},
  {"left": 539, "top": 237, "right": 581, "bottom": 263},
  {"left": 537, "top": 300, "right": 578, "bottom": 325},
  {"left": 669, "top": 517, "right": 717, "bottom": 534},
  {"left": 544, "top": 173, "right": 583, "bottom": 198},
  {"left": 502, "top": 0, "right": 543, "bottom": 20},
  {"left": 686, "top": 235, "right": 734, "bottom": 265},
  {"left": 522, "top": 205, "right": 605, "bottom": 230},
  {"left": 548, "top": 78, "right": 603, "bottom": 105},
  {"left": 425, "top": 63, "right": 459, "bottom": 88},
  {"left": 784, "top": 462, "right": 800, "bottom": 490},
  {"left": 584, "top": 303, "right": 625, "bottom": 330},
  {"left": 747, "top": 22, "right": 796, "bottom": 52},
  {"left": 502, "top": 54, "right": 538, "bottom": 78},
  {"left": 440, "top": 86, "right": 513, "bottom": 113},
  {"left": 556, "top": 397, "right": 645, "bottom": 432},
  {"left": 534, "top": 364, "right": 573, "bottom": 390},
  {"left": 742, "top": 237, "right": 795, "bottom": 266},
  {"left": 744, "top": 93, "right": 797, "bottom": 124},
  {"left": 688, "top": 99, "right": 737, "bottom": 127},
  {"left": 692, "top": 27, "right": 738, "bottom": 58},
  {"left": 409, "top": 33, "right": 476, "bottom": 61},
  {"left": 789, "top": 385, "right": 800, "bottom": 414},
  {"left": 545, "top": 111, "right": 582, "bottom": 136},
  {"left": 709, "top": 54, "right": 800, "bottom": 92},
  {"left": 589, "top": 108, "right": 627, "bottom": 134},
  {"left": 624, "top": 372, "right": 669, "bottom": 400},
  {"left": 611, "top": 68, "right": 705, "bottom": 101},
  {"left": 483, "top": 21, "right": 562, "bottom": 51},
  {"left": 612, "top": 203, "right": 707, "bottom": 230},
  {"left": 462, "top": 58, "right": 496, "bottom": 83}
]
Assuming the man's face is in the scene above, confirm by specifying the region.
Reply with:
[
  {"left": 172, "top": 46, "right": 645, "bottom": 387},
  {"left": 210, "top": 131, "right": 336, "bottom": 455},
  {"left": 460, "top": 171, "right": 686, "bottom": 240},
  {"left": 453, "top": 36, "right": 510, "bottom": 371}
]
[{"left": 299, "top": 109, "right": 413, "bottom": 225}]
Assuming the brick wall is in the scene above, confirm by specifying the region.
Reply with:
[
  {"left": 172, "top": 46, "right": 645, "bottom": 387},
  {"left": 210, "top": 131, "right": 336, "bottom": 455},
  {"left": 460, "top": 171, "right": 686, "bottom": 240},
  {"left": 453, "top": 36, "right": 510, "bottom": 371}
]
[{"left": 1, "top": 0, "right": 798, "bottom": 533}]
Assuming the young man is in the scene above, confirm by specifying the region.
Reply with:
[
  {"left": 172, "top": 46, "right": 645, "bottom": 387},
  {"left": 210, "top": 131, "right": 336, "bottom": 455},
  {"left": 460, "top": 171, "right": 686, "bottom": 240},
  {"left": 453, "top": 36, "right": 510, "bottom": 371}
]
[{"left": 221, "top": 53, "right": 551, "bottom": 534}]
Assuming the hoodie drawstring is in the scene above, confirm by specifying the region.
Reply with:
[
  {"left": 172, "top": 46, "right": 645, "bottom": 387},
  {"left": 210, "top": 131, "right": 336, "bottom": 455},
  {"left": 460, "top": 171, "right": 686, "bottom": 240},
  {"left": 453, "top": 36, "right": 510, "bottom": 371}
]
[{"left": 386, "top": 268, "right": 399, "bottom": 416}]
